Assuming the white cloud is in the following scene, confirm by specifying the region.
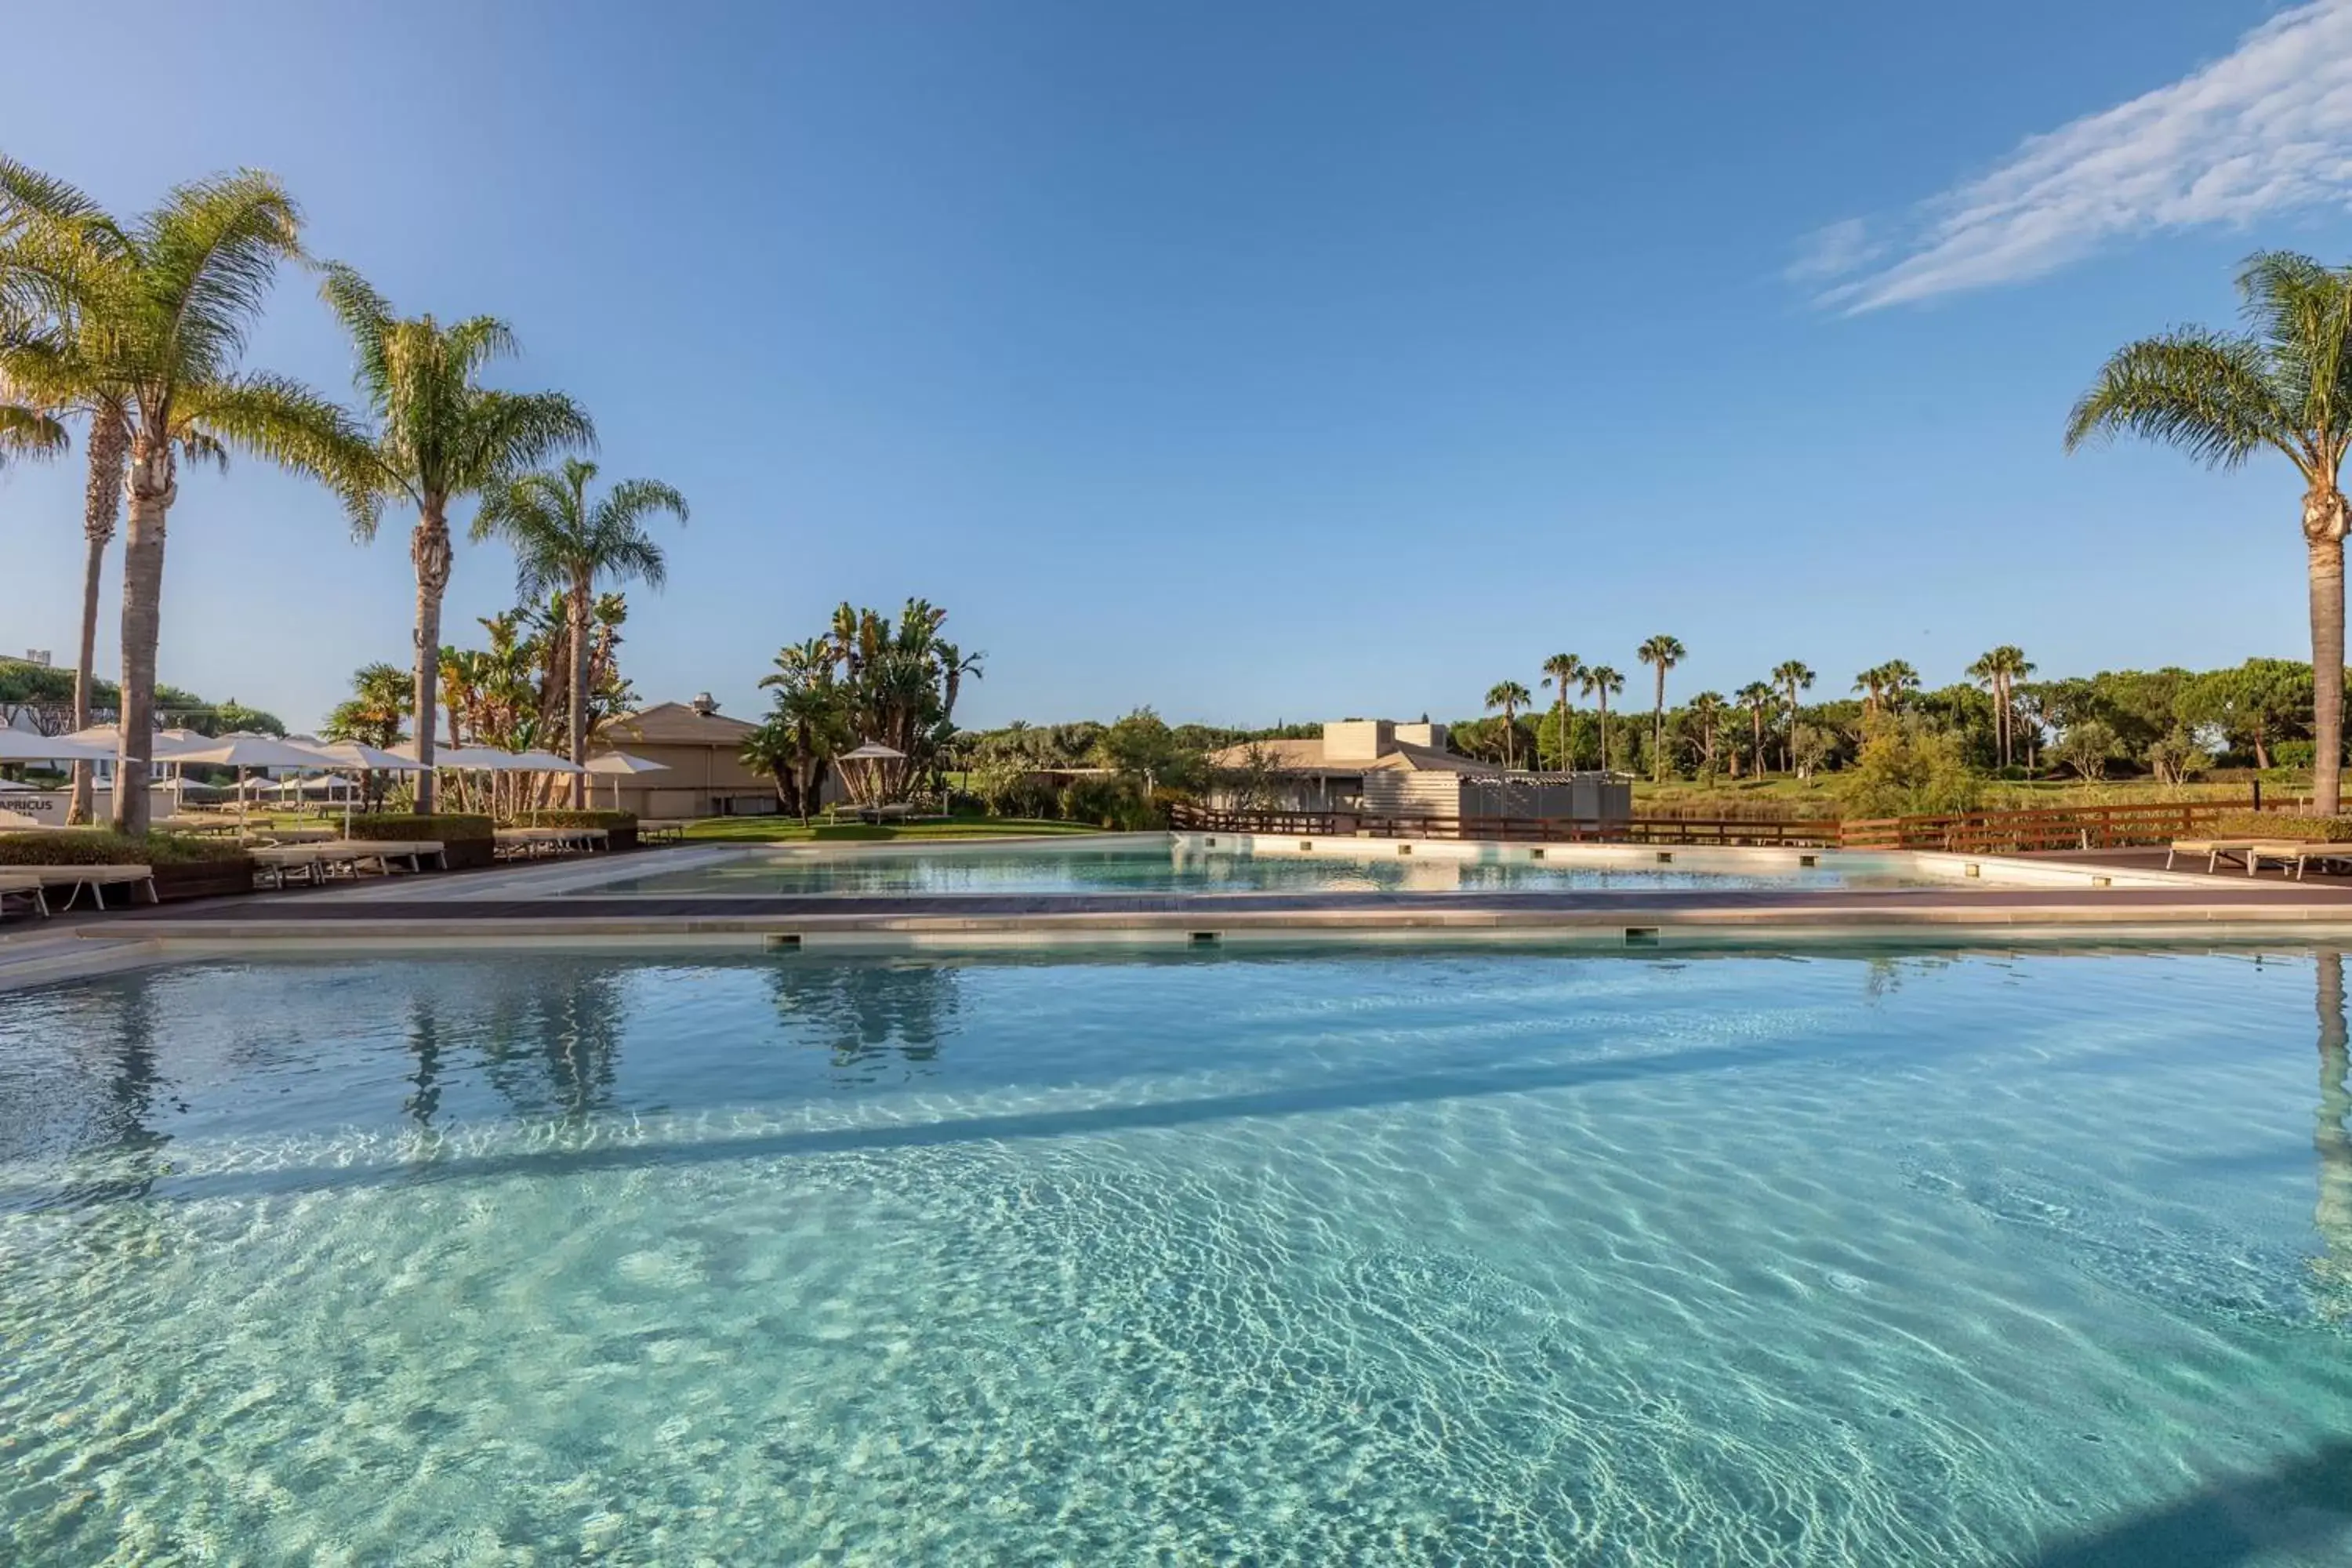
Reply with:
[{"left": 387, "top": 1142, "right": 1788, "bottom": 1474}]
[
  {"left": 1805, "top": 0, "right": 2352, "bottom": 311},
  {"left": 1784, "top": 218, "right": 1885, "bottom": 284}
]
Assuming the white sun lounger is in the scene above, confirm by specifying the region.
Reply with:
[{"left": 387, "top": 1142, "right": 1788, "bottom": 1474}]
[{"left": 0, "top": 872, "right": 49, "bottom": 919}]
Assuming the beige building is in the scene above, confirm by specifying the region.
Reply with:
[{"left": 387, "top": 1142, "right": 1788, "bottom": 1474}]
[
  {"left": 1207, "top": 718, "right": 1629, "bottom": 826},
  {"left": 595, "top": 697, "right": 779, "bottom": 818}
]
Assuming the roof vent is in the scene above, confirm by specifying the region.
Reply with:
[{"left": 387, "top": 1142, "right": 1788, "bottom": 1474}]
[{"left": 688, "top": 691, "right": 719, "bottom": 717}]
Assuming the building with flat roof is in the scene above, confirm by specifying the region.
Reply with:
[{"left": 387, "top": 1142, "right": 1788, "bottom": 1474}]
[{"left": 1205, "top": 719, "right": 1629, "bottom": 826}]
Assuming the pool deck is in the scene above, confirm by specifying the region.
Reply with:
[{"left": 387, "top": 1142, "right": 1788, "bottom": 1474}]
[{"left": 9, "top": 836, "right": 2352, "bottom": 990}]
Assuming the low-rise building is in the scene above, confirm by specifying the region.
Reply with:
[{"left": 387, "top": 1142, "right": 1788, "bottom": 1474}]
[
  {"left": 1205, "top": 718, "right": 1629, "bottom": 826},
  {"left": 595, "top": 696, "right": 778, "bottom": 818}
]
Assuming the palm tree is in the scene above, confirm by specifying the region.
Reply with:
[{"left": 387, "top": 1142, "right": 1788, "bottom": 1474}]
[
  {"left": 1581, "top": 665, "right": 1624, "bottom": 772},
  {"left": 1, "top": 163, "right": 376, "bottom": 833},
  {"left": 751, "top": 637, "right": 848, "bottom": 821},
  {"left": 1541, "top": 652, "right": 1584, "bottom": 769},
  {"left": 1853, "top": 664, "right": 1885, "bottom": 715},
  {"left": 1636, "top": 634, "right": 1686, "bottom": 781},
  {"left": 1881, "top": 659, "right": 1920, "bottom": 710},
  {"left": 1686, "top": 691, "right": 1726, "bottom": 775},
  {"left": 2067, "top": 251, "right": 2352, "bottom": 814},
  {"left": 1771, "top": 660, "right": 1815, "bottom": 771},
  {"left": 1967, "top": 644, "right": 2035, "bottom": 768},
  {"left": 1484, "top": 680, "right": 1533, "bottom": 769},
  {"left": 1, "top": 271, "right": 132, "bottom": 823},
  {"left": 474, "top": 458, "right": 686, "bottom": 805},
  {"left": 1736, "top": 681, "right": 1775, "bottom": 778},
  {"left": 319, "top": 263, "right": 593, "bottom": 812}
]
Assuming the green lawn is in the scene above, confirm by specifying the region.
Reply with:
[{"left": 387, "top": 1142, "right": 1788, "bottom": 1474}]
[{"left": 678, "top": 815, "right": 1103, "bottom": 844}]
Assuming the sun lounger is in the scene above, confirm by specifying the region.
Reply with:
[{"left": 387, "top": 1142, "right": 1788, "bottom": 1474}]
[
  {"left": 2245, "top": 843, "right": 2352, "bottom": 880},
  {"left": 494, "top": 826, "right": 608, "bottom": 859},
  {"left": 29, "top": 864, "right": 158, "bottom": 910},
  {"left": 249, "top": 844, "right": 328, "bottom": 889},
  {"left": 0, "top": 872, "right": 49, "bottom": 919},
  {"left": 2165, "top": 837, "right": 2307, "bottom": 874},
  {"left": 638, "top": 818, "right": 687, "bottom": 844}
]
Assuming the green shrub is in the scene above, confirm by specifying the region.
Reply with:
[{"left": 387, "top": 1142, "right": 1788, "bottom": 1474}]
[
  {"left": 514, "top": 809, "right": 636, "bottom": 829},
  {"left": 1838, "top": 718, "right": 1983, "bottom": 819},
  {"left": 2210, "top": 811, "right": 2352, "bottom": 843},
  {"left": 0, "top": 830, "right": 249, "bottom": 866},
  {"left": 347, "top": 813, "right": 495, "bottom": 844}
]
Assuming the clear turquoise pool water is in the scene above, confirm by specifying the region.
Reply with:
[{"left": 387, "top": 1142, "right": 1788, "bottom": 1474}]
[
  {"left": 578, "top": 844, "right": 1931, "bottom": 896},
  {"left": 3, "top": 948, "right": 2350, "bottom": 1563}
]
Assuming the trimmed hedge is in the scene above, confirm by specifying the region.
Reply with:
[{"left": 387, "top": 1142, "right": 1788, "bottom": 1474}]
[
  {"left": 518, "top": 810, "right": 637, "bottom": 829},
  {"left": 0, "top": 830, "right": 250, "bottom": 866},
  {"left": 347, "top": 813, "right": 495, "bottom": 844},
  {"left": 2211, "top": 811, "right": 2352, "bottom": 843}
]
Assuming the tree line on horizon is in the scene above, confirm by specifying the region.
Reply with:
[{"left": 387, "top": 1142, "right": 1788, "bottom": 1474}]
[{"left": 0, "top": 157, "right": 686, "bottom": 829}]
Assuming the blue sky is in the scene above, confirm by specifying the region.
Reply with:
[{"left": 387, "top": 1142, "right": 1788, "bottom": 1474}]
[{"left": 3, "top": 0, "right": 2349, "bottom": 732}]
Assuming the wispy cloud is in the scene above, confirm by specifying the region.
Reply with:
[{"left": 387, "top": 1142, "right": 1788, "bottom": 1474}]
[{"left": 1802, "top": 0, "right": 2352, "bottom": 311}]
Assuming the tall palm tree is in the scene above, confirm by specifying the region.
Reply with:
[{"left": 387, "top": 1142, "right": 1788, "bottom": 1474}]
[
  {"left": 319, "top": 263, "right": 593, "bottom": 812},
  {"left": 474, "top": 458, "right": 686, "bottom": 805},
  {"left": 1881, "top": 659, "right": 1920, "bottom": 710},
  {"left": 1484, "top": 680, "right": 1532, "bottom": 770},
  {"left": 1, "top": 163, "right": 376, "bottom": 833},
  {"left": 1686, "top": 691, "right": 1726, "bottom": 775},
  {"left": 1581, "top": 665, "right": 1624, "bottom": 773},
  {"left": 1736, "top": 681, "right": 1775, "bottom": 778},
  {"left": 1853, "top": 664, "right": 1886, "bottom": 716},
  {"left": 1, "top": 271, "right": 132, "bottom": 823},
  {"left": 2068, "top": 251, "right": 2352, "bottom": 814},
  {"left": 1636, "top": 633, "right": 1686, "bottom": 782},
  {"left": 1541, "top": 652, "right": 1584, "bottom": 769},
  {"left": 1967, "top": 644, "right": 2036, "bottom": 768},
  {"left": 1771, "top": 660, "right": 1815, "bottom": 771}
]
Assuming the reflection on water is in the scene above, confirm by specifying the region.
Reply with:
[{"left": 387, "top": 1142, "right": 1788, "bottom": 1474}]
[
  {"left": 473, "top": 964, "right": 629, "bottom": 1122},
  {"left": 770, "top": 960, "right": 964, "bottom": 1081},
  {"left": 2317, "top": 950, "right": 2352, "bottom": 1320}
]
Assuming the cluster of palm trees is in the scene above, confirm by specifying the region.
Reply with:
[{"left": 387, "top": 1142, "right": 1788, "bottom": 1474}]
[
  {"left": 0, "top": 158, "right": 686, "bottom": 826},
  {"left": 1478, "top": 644, "right": 2052, "bottom": 782}
]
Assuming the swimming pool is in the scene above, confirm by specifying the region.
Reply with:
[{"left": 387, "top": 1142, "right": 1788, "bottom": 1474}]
[
  {"left": 2, "top": 946, "right": 2347, "bottom": 1561},
  {"left": 568, "top": 841, "right": 1944, "bottom": 896}
]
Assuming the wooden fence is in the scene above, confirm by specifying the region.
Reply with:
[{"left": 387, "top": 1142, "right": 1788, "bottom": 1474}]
[{"left": 1168, "top": 796, "right": 2274, "bottom": 854}]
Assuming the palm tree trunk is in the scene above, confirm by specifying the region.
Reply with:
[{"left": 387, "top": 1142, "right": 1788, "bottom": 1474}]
[
  {"left": 69, "top": 413, "right": 128, "bottom": 826},
  {"left": 2310, "top": 487, "right": 2347, "bottom": 815},
  {"left": 1652, "top": 670, "right": 1666, "bottom": 782},
  {"left": 411, "top": 505, "right": 452, "bottom": 814},
  {"left": 112, "top": 437, "right": 175, "bottom": 835},
  {"left": 1598, "top": 695, "right": 1610, "bottom": 772},
  {"left": 568, "top": 572, "right": 591, "bottom": 809}
]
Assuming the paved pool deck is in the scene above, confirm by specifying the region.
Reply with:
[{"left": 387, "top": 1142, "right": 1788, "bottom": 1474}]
[{"left": 10, "top": 836, "right": 2352, "bottom": 990}]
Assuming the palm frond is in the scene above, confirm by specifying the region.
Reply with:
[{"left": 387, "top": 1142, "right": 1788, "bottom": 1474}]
[
  {"left": 0, "top": 401, "right": 67, "bottom": 465},
  {"left": 451, "top": 389, "right": 596, "bottom": 492},
  {"left": 139, "top": 170, "right": 303, "bottom": 390},
  {"left": 316, "top": 260, "right": 394, "bottom": 397},
  {"left": 2063, "top": 328, "right": 2303, "bottom": 473},
  {"left": 176, "top": 370, "right": 384, "bottom": 535}
]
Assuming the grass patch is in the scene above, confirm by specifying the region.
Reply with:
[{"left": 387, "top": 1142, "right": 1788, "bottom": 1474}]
[{"left": 681, "top": 816, "right": 1104, "bottom": 844}]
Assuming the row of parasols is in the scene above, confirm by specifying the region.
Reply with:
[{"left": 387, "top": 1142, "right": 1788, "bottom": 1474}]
[{"left": 0, "top": 725, "right": 672, "bottom": 829}]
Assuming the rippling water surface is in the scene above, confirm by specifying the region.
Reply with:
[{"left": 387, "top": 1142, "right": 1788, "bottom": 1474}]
[{"left": 3, "top": 947, "right": 2350, "bottom": 1565}]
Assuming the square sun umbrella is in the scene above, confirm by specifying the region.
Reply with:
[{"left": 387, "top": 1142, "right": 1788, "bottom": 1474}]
[
  {"left": 0, "top": 732, "right": 113, "bottom": 825},
  {"left": 61, "top": 723, "right": 211, "bottom": 813},
  {"left": 585, "top": 750, "right": 669, "bottom": 811},
  {"left": 503, "top": 749, "right": 586, "bottom": 822},
  {"left": 309, "top": 741, "right": 430, "bottom": 833},
  {"left": 168, "top": 734, "right": 340, "bottom": 833}
]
